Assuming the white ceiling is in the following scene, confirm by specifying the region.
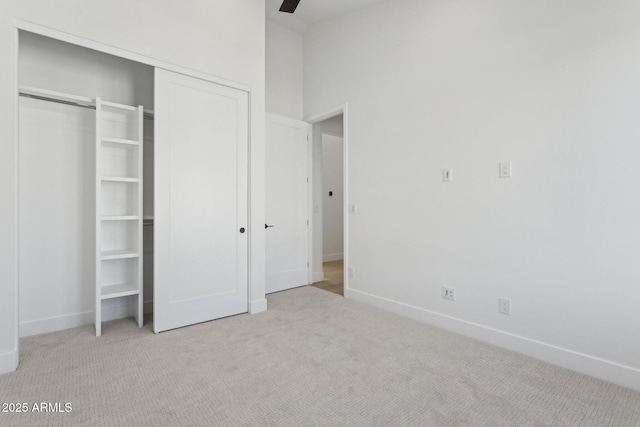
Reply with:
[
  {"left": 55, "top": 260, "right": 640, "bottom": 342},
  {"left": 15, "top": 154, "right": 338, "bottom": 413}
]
[{"left": 266, "top": 0, "right": 390, "bottom": 33}]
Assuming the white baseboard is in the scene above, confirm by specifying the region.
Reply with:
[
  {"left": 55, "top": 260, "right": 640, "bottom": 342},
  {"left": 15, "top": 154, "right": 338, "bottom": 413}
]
[
  {"left": 249, "top": 299, "right": 267, "bottom": 314},
  {"left": 20, "top": 300, "right": 149, "bottom": 338},
  {"left": 0, "top": 350, "right": 18, "bottom": 375},
  {"left": 348, "top": 288, "right": 640, "bottom": 392},
  {"left": 20, "top": 311, "right": 94, "bottom": 337},
  {"left": 20, "top": 296, "right": 263, "bottom": 336},
  {"left": 312, "top": 272, "right": 325, "bottom": 283},
  {"left": 323, "top": 253, "right": 344, "bottom": 262}
]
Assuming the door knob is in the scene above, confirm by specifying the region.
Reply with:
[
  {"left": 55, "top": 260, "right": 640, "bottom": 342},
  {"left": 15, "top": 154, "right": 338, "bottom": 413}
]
[
  {"left": 239, "top": 227, "right": 245, "bottom": 233},
  {"left": 265, "top": 224, "right": 274, "bottom": 229}
]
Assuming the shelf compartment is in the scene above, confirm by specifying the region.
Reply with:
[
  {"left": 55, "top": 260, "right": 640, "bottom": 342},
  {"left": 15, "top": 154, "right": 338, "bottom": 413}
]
[
  {"left": 101, "top": 142, "right": 139, "bottom": 179},
  {"left": 100, "top": 106, "right": 140, "bottom": 141},
  {"left": 100, "top": 258, "right": 140, "bottom": 300},
  {"left": 101, "top": 181, "right": 139, "bottom": 216},
  {"left": 101, "top": 283, "right": 139, "bottom": 300},
  {"left": 101, "top": 220, "right": 139, "bottom": 253}
]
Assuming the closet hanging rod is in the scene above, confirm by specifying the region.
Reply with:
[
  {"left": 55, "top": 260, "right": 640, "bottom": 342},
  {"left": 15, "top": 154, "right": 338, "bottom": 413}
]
[{"left": 18, "top": 86, "right": 154, "bottom": 120}]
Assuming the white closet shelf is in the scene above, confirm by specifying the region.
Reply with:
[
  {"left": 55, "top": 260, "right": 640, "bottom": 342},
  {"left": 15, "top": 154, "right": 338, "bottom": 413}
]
[
  {"left": 101, "top": 215, "right": 139, "bottom": 221},
  {"left": 101, "top": 137, "right": 140, "bottom": 146},
  {"left": 102, "top": 177, "right": 139, "bottom": 183},
  {"left": 101, "top": 250, "right": 140, "bottom": 260},
  {"left": 101, "top": 283, "right": 139, "bottom": 300}
]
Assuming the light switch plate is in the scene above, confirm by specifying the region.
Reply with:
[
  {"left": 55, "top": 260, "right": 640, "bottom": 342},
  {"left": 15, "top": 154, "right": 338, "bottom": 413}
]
[{"left": 443, "top": 168, "right": 453, "bottom": 182}]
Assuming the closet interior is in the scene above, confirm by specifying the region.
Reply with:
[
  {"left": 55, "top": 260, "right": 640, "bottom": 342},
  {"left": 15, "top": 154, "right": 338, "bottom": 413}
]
[{"left": 18, "top": 31, "right": 155, "bottom": 337}]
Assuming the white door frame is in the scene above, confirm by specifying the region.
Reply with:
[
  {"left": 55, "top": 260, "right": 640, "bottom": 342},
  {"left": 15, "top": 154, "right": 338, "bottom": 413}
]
[
  {"left": 306, "top": 104, "right": 349, "bottom": 297},
  {"left": 12, "top": 20, "right": 260, "bottom": 369}
]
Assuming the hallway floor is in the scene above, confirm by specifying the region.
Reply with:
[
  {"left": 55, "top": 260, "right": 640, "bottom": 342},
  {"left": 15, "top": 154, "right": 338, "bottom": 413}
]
[{"left": 311, "top": 260, "right": 343, "bottom": 296}]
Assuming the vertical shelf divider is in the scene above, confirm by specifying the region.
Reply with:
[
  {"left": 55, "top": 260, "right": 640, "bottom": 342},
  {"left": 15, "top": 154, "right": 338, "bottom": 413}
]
[
  {"left": 95, "top": 97, "right": 102, "bottom": 337},
  {"left": 135, "top": 104, "right": 144, "bottom": 329}
]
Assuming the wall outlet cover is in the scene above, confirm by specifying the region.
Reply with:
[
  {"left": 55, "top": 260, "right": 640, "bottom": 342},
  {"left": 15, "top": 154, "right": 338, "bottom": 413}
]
[
  {"left": 442, "top": 286, "right": 456, "bottom": 301},
  {"left": 499, "top": 297, "right": 511, "bottom": 315},
  {"left": 499, "top": 161, "right": 512, "bottom": 178}
]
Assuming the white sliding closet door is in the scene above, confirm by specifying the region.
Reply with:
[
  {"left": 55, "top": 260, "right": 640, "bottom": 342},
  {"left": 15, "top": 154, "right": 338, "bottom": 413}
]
[{"left": 154, "top": 68, "right": 248, "bottom": 333}]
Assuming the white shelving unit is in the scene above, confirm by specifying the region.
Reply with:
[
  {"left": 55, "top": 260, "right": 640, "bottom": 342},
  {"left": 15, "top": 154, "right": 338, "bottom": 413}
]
[{"left": 95, "top": 97, "right": 144, "bottom": 336}]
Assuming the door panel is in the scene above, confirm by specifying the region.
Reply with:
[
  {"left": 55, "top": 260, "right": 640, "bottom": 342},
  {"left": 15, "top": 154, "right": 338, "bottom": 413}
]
[
  {"left": 154, "top": 68, "right": 248, "bottom": 332},
  {"left": 266, "top": 114, "right": 309, "bottom": 294}
]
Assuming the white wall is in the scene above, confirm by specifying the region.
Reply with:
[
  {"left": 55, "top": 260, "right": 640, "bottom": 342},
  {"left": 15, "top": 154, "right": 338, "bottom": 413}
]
[
  {"left": 304, "top": 0, "right": 640, "bottom": 390},
  {"left": 266, "top": 20, "right": 303, "bottom": 120},
  {"left": 0, "top": 0, "right": 266, "bottom": 374},
  {"left": 311, "top": 115, "right": 343, "bottom": 281},
  {"left": 20, "top": 32, "right": 154, "bottom": 108},
  {"left": 322, "top": 134, "right": 344, "bottom": 261}
]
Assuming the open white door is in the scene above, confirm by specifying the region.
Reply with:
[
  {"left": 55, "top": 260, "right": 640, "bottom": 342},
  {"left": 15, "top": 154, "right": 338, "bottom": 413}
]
[
  {"left": 265, "top": 114, "right": 310, "bottom": 294},
  {"left": 154, "top": 68, "right": 248, "bottom": 332}
]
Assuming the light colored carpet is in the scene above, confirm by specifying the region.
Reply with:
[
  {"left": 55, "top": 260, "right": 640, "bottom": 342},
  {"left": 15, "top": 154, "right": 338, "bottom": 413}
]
[{"left": 1, "top": 286, "right": 639, "bottom": 426}]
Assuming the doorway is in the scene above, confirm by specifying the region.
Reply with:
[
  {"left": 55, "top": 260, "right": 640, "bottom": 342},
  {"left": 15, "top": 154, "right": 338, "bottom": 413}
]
[{"left": 309, "top": 113, "right": 346, "bottom": 297}]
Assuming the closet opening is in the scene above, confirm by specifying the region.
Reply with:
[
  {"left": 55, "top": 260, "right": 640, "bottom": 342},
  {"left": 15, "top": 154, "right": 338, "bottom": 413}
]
[{"left": 18, "top": 31, "right": 155, "bottom": 337}]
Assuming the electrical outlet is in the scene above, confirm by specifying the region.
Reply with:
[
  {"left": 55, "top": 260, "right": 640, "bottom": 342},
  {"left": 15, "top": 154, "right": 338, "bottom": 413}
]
[
  {"left": 499, "top": 297, "right": 511, "bottom": 315},
  {"left": 499, "top": 161, "right": 512, "bottom": 178},
  {"left": 442, "top": 286, "right": 456, "bottom": 301},
  {"left": 443, "top": 168, "right": 453, "bottom": 182},
  {"left": 348, "top": 267, "right": 355, "bottom": 279}
]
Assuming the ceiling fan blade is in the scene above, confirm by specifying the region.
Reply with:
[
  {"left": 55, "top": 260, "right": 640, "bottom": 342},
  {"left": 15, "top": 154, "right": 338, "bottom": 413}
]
[{"left": 279, "top": 0, "right": 301, "bottom": 14}]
